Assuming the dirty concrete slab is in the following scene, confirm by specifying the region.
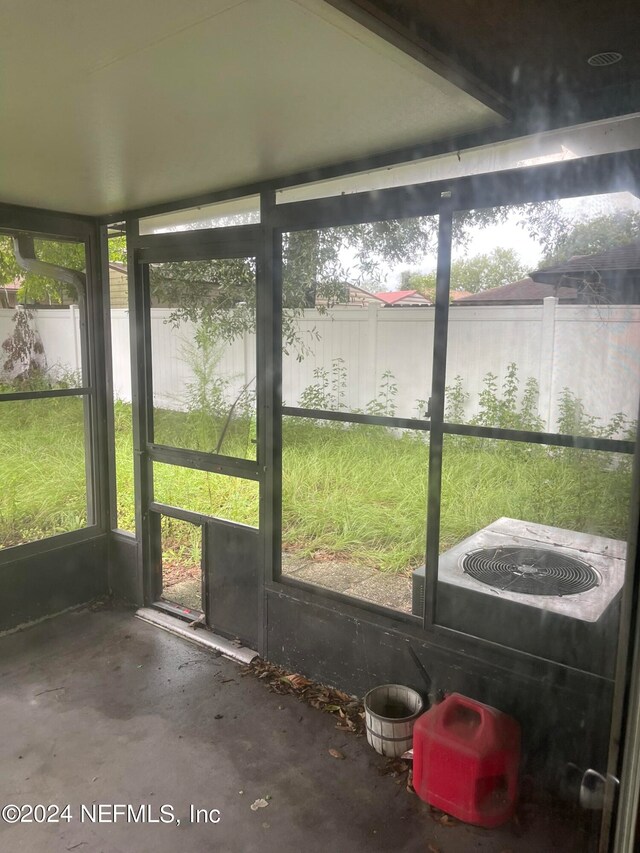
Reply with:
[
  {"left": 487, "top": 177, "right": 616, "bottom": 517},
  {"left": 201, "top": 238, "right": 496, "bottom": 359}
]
[
  {"left": 282, "top": 552, "right": 413, "bottom": 612},
  {"left": 283, "top": 553, "right": 377, "bottom": 592},
  {"left": 164, "top": 578, "right": 202, "bottom": 610},
  {"left": 163, "top": 554, "right": 413, "bottom": 615},
  {"left": 345, "top": 572, "right": 412, "bottom": 612},
  {"left": 0, "top": 606, "right": 589, "bottom": 853}
]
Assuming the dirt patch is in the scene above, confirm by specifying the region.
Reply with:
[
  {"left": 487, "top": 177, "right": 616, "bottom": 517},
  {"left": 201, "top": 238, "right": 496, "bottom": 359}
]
[{"left": 163, "top": 559, "right": 200, "bottom": 588}]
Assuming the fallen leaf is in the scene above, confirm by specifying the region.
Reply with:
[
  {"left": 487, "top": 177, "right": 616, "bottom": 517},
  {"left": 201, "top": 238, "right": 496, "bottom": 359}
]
[
  {"left": 242, "top": 659, "right": 366, "bottom": 736},
  {"left": 334, "top": 689, "right": 352, "bottom": 702},
  {"left": 329, "top": 748, "right": 345, "bottom": 760},
  {"left": 406, "top": 768, "right": 414, "bottom": 794},
  {"left": 284, "top": 674, "right": 312, "bottom": 689},
  {"left": 427, "top": 844, "right": 441, "bottom": 853},
  {"left": 250, "top": 799, "right": 270, "bottom": 811}
]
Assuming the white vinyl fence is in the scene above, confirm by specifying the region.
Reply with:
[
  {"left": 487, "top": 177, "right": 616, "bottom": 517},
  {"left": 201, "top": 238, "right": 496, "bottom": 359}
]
[{"left": 1, "top": 299, "right": 639, "bottom": 433}]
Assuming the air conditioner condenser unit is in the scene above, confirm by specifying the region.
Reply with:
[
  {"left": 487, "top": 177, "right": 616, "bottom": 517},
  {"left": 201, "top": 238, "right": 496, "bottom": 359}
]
[{"left": 412, "top": 517, "right": 626, "bottom": 677}]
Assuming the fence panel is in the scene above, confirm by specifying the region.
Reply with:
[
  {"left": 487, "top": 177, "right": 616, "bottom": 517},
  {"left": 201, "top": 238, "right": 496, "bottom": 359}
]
[{"left": 2, "top": 303, "right": 638, "bottom": 433}]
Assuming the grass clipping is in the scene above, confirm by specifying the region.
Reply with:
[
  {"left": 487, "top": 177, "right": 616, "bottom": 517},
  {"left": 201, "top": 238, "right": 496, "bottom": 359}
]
[{"left": 241, "top": 657, "right": 366, "bottom": 736}]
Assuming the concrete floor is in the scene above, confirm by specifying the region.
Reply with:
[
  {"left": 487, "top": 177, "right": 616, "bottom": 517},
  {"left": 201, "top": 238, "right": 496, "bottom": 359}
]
[{"left": 0, "top": 605, "right": 592, "bottom": 853}]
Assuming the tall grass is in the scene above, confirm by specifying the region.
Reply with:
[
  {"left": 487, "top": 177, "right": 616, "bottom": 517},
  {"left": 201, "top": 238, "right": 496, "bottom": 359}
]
[
  {"left": 0, "top": 402, "right": 633, "bottom": 574},
  {"left": 281, "top": 422, "right": 631, "bottom": 572},
  {"left": 0, "top": 397, "right": 87, "bottom": 547}
]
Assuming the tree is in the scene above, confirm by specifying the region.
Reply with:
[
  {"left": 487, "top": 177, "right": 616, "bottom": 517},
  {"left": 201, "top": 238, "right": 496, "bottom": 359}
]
[
  {"left": 147, "top": 206, "right": 547, "bottom": 355},
  {"left": 403, "top": 247, "right": 528, "bottom": 296},
  {"left": 0, "top": 234, "right": 127, "bottom": 303},
  {"left": 0, "top": 202, "right": 554, "bottom": 353},
  {"left": 537, "top": 210, "right": 640, "bottom": 266}
]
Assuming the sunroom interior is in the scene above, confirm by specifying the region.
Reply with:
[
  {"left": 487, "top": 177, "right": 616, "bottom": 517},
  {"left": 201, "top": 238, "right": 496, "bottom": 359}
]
[{"left": 1, "top": 2, "right": 640, "bottom": 851}]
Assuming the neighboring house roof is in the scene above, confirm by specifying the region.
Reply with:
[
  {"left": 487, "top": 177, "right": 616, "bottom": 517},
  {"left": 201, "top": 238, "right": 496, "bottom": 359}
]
[
  {"left": 453, "top": 277, "right": 577, "bottom": 305},
  {"left": 375, "top": 289, "right": 432, "bottom": 306},
  {"left": 0, "top": 277, "right": 22, "bottom": 308},
  {"left": 530, "top": 240, "right": 640, "bottom": 283},
  {"left": 529, "top": 240, "right": 640, "bottom": 304},
  {"left": 315, "top": 282, "right": 385, "bottom": 308},
  {"left": 109, "top": 262, "right": 128, "bottom": 308},
  {"left": 451, "top": 290, "right": 472, "bottom": 301}
]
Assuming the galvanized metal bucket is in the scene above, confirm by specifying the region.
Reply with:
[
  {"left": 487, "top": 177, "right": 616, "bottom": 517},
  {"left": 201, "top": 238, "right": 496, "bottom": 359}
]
[{"left": 364, "top": 683, "right": 424, "bottom": 757}]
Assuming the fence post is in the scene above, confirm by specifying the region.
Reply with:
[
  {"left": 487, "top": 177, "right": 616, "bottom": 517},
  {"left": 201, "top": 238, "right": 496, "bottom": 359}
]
[
  {"left": 70, "top": 303, "right": 82, "bottom": 378},
  {"left": 243, "top": 328, "right": 252, "bottom": 390},
  {"left": 366, "top": 301, "right": 379, "bottom": 407},
  {"left": 538, "top": 296, "right": 558, "bottom": 431}
]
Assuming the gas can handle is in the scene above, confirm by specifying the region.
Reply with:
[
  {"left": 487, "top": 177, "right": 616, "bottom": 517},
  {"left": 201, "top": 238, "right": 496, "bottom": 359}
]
[{"left": 445, "top": 694, "right": 489, "bottom": 736}]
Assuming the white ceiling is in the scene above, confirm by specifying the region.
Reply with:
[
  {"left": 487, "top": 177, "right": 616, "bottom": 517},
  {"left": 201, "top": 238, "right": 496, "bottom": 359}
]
[{"left": 0, "top": 0, "right": 502, "bottom": 217}]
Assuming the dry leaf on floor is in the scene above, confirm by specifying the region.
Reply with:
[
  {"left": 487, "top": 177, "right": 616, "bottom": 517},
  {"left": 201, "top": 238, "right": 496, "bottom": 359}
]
[
  {"left": 333, "top": 689, "right": 352, "bottom": 702},
  {"left": 283, "top": 674, "right": 312, "bottom": 689},
  {"left": 329, "top": 748, "right": 345, "bottom": 760},
  {"left": 242, "top": 658, "right": 366, "bottom": 736},
  {"left": 406, "top": 768, "right": 414, "bottom": 793},
  {"left": 427, "top": 844, "right": 441, "bottom": 853}
]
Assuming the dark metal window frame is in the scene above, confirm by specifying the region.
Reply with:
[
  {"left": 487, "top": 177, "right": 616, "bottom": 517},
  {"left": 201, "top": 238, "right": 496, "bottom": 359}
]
[
  {"left": 1, "top": 142, "right": 632, "bottom": 853},
  {"left": 125, "top": 222, "right": 264, "bottom": 603},
  {"left": 115, "top": 147, "right": 639, "bottom": 663},
  {"left": 265, "top": 148, "right": 639, "bottom": 638},
  {"left": 0, "top": 206, "right": 110, "bottom": 566}
]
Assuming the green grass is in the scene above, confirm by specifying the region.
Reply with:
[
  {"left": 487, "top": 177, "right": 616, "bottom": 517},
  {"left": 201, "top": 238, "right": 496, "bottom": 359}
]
[
  {"left": 0, "top": 402, "right": 632, "bottom": 574},
  {"left": 0, "top": 397, "right": 88, "bottom": 547},
  {"left": 281, "top": 421, "right": 631, "bottom": 571}
]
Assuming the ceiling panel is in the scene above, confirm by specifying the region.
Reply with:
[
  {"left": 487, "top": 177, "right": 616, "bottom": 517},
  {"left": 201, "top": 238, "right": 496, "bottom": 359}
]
[{"left": 0, "top": 0, "right": 502, "bottom": 215}]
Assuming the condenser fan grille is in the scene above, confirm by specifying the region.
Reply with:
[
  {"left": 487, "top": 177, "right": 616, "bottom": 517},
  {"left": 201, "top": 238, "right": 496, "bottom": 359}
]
[{"left": 461, "top": 546, "right": 600, "bottom": 596}]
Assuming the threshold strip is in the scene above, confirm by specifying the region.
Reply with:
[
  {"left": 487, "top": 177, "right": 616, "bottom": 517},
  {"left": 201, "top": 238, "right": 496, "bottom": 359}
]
[{"left": 134, "top": 607, "right": 257, "bottom": 665}]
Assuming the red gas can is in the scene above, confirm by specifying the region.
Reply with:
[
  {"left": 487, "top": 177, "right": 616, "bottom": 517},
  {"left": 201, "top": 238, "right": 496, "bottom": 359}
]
[{"left": 412, "top": 693, "right": 520, "bottom": 828}]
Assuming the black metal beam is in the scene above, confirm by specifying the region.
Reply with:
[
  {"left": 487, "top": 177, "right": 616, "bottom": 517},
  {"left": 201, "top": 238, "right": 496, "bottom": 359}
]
[
  {"left": 0, "top": 388, "right": 88, "bottom": 402},
  {"left": 127, "top": 225, "right": 155, "bottom": 605},
  {"left": 85, "top": 222, "right": 112, "bottom": 535},
  {"left": 273, "top": 149, "right": 640, "bottom": 233},
  {"left": 148, "top": 444, "right": 261, "bottom": 481},
  {"left": 424, "top": 194, "right": 453, "bottom": 628},
  {"left": 442, "top": 423, "right": 635, "bottom": 455},
  {"left": 132, "top": 224, "right": 261, "bottom": 261},
  {"left": 257, "top": 190, "right": 283, "bottom": 656},
  {"left": 282, "top": 406, "right": 431, "bottom": 431},
  {"left": 0, "top": 201, "right": 94, "bottom": 238},
  {"left": 149, "top": 501, "right": 258, "bottom": 530},
  {"left": 98, "top": 223, "right": 119, "bottom": 529},
  {"left": 273, "top": 187, "right": 440, "bottom": 231}
]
